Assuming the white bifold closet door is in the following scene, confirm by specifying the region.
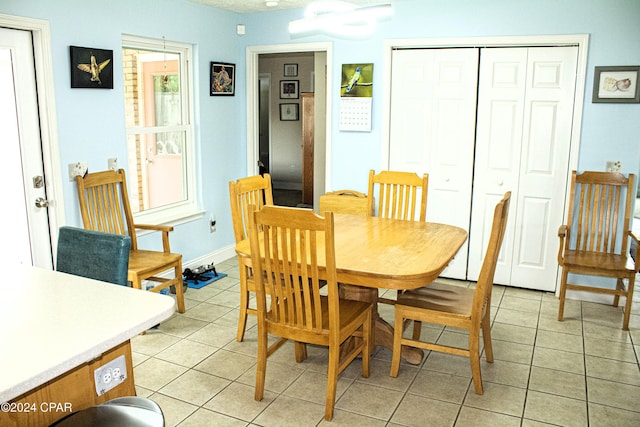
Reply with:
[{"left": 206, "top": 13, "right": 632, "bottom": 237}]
[
  {"left": 389, "top": 48, "right": 479, "bottom": 280},
  {"left": 389, "top": 46, "right": 578, "bottom": 291},
  {"left": 469, "top": 46, "right": 578, "bottom": 290}
]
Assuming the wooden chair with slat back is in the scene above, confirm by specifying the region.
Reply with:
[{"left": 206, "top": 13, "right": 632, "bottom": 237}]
[
  {"left": 229, "top": 173, "right": 274, "bottom": 341},
  {"left": 75, "top": 169, "right": 185, "bottom": 313},
  {"left": 367, "top": 169, "right": 428, "bottom": 222},
  {"left": 557, "top": 170, "right": 639, "bottom": 330},
  {"left": 390, "top": 192, "right": 510, "bottom": 395},
  {"left": 248, "top": 205, "right": 372, "bottom": 421},
  {"left": 367, "top": 169, "right": 429, "bottom": 305}
]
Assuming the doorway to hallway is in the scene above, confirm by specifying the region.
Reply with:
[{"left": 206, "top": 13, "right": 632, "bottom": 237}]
[{"left": 247, "top": 42, "right": 332, "bottom": 211}]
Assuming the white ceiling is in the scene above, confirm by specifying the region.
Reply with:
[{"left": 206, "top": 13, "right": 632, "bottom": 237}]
[{"left": 187, "top": 0, "right": 398, "bottom": 14}]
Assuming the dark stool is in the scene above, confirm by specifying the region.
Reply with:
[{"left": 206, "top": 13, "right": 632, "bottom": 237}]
[{"left": 50, "top": 397, "right": 164, "bottom": 427}]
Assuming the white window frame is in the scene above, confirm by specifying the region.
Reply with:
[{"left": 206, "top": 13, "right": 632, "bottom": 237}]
[{"left": 122, "top": 34, "right": 200, "bottom": 226}]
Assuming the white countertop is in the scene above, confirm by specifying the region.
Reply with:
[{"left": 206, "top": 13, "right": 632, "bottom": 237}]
[{"left": 0, "top": 266, "right": 176, "bottom": 402}]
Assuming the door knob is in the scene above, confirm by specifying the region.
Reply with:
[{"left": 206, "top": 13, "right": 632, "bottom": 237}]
[{"left": 35, "top": 197, "right": 50, "bottom": 208}]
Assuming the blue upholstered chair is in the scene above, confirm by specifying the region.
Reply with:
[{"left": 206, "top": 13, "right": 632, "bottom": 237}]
[
  {"left": 56, "top": 226, "right": 131, "bottom": 286},
  {"left": 53, "top": 227, "right": 164, "bottom": 427}
]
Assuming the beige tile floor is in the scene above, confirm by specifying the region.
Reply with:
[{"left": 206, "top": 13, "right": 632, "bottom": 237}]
[{"left": 132, "top": 257, "right": 640, "bottom": 426}]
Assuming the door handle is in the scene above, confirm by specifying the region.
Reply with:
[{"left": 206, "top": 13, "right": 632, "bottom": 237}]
[{"left": 35, "top": 197, "right": 50, "bottom": 208}]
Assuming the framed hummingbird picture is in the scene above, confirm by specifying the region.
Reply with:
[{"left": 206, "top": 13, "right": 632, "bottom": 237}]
[
  {"left": 70, "top": 46, "right": 113, "bottom": 89},
  {"left": 340, "top": 63, "right": 373, "bottom": 97}
]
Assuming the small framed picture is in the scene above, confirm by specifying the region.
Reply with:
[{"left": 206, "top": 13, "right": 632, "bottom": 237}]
[
  {"left": 210, "top": 62, "right": 235, "bottom": 96},
  {"left": 70, "top": 46, "right": 113, "bottom": 89},
  {"left": 592, "top": 65, "right": 640, "bottom": 103},
  {"left": 284, "top": 63, "right": 298, "bottom": 77},
  {"left": 280, "top": 103, "right": 299, "bottom": 121},
  {"left": 280, "top": 80, "right": 299, "bottom": 99}
]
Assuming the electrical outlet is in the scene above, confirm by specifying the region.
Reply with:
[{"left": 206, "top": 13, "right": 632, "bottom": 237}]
[
  {"left": 68, "top": 162, "right": 88, "bottom": 181},
  {"left": 107, "top": 157, "right": 118, "bottom": 171},
  {"left": 112, "top": 367, "right": 122, "bottom": 379},
  {"left": 606, "top": 160, "right": 622, "bottom": 172},
  {"left": 210, "top": 215, "right": 216, "bottom": 233},
  {"left": 94, "top": 355, "right": 127, "bottom": 396}
]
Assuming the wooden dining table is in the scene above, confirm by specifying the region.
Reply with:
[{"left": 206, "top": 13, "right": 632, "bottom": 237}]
[{"left": 235, "top": 213, "right": 468, "bottom": 364}]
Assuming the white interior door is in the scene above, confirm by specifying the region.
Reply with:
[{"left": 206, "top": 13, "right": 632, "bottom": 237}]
[
  {"left": 0, "top": 27, "right": 53, "bottom": 268},
  {"left": 469, "top": 46, "right": 578, "bottom": 290},
  {"left": 389, "top": 48, "right": 479, "bottom": 279},
  {"left": 467, "top": 48, "right": 528, "bottom": 284}
]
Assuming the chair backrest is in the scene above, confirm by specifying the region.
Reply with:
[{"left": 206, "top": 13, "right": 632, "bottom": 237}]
[
  {"left": 248, "top": 205, "right": 339, "bottom": 336},
  {"left": 472, "top": 192, "right": 511, "bottom": 322},
  {"left": 75, "top": 169, "right": 139, "bottom": 250},
  {"left": 229, "top": 174, "right": 274, "bottom": 243},
  {"left": 56, "top": 226, "right": 131, "bottom": 286},
  {"left": 367, "top": 169, "right": 428, "bottom": 221},
  {"left": 565, "top": 170, "right": 635, "bottom": 255}
]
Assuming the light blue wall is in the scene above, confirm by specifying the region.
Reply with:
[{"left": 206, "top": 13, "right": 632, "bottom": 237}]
[
  {"left": 2, "top": 0, "right": 639, "bottom": 265},
  {"left": 242, "top": 0, "right": 640, "bottom": 190},
  {"left": 1, "top": 0, "right": 246, "bottom": 261}
]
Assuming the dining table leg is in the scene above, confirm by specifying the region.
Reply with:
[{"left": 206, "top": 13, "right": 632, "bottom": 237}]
[{"left": 339, "top": 284, "right": 424, "bottom": 365}]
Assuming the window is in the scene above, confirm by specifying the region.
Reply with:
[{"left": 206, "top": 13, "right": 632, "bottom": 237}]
[{"left": 122, "top": 35, "right": 198, "bottom": 224}]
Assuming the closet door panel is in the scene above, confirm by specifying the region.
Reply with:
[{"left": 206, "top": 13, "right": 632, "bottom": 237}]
[
  {"left": 487, "top": 101, "right": 521, "bottom": 170},
  {"left": 389, "top": 48, "right": 478, "bottom": 279},
  {"left": 517, "top": 196, "right": 551, "bottom": 268},
  {"left": 389, "top": 52, "right": 432, "bottom": 170},
  {"left": 469, "top": 46, "right": 578, "bottom": 289},
  {"left": 468, "top": 48, "right": 527, "bottom": 284},
  {"left": 510, "top": 46, "right": 578, "bottom": 291}
]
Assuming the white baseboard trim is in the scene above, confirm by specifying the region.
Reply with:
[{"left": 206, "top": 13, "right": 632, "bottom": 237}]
[{"left": 184, "top": 244, "right": 237, "bottom": 270}]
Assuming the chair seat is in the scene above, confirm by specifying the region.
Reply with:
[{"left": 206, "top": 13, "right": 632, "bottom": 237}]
[
  {"left": 128, "top": 250, "right": 182, "bottom": 276},
  {"left": 562, "top": 250, "right": 635, "bottom": 274},
  {"left": 397, "top": 282, "right": 474, "bottom": 316}
]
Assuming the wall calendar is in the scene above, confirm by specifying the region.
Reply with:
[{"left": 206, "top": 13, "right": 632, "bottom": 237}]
[
  {"left": 339, "top": 97, "right": 372, "bottom": 131},
  {"left": 339, "top": 63, "right": 373, "bottom": 132}
]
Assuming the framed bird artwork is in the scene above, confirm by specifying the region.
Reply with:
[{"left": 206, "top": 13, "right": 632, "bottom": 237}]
[
  {"left": 70, "top": 46, "right": 113, "bottom": 89},
  {"left": 340, "top": 63, "right": 373, "bottom": 97}
]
